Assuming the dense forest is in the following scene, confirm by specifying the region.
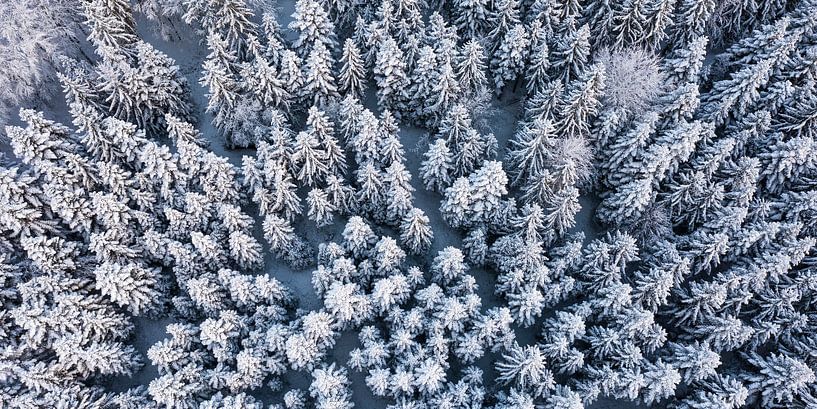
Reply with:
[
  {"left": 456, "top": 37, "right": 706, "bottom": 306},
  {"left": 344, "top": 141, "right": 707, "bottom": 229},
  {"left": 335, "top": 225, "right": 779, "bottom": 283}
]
[{"left": 2, "top": 0, "right": 817, "bottom": 408}]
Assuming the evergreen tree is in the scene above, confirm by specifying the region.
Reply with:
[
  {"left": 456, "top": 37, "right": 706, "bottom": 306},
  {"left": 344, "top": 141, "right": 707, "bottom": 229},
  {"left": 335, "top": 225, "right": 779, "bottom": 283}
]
[
  {"left": 240, "top": 55, "right": 291, "bottom": 111},
  {"left": 642, "top": 0, "right": 675, "bottom": 49},
  {"left": 610, "top": 0, "right": 650, "bottom": 49},
  {"left": 492, "top": 24, "right": 530, "bottom": 93},
  {"left": 421, "top": 138, "right": 455, "bottom": 192},
  {"left": 550, "top": 23, "right": 591, "bottom": 83},
  {"left": 671, "top": 0, "right": 715, "bottom": 46},
  {"left": 454, "top": 0, "right": 489, "bottom": 38},
  {"left": 744, "top": 353, "right": 815, "bottom": 407},
  {"left": 441, "top": 177, "right": 474, "bottom": 229},
  {"left": 429, "top": 58, "right": 461, "bottom": 124},
  {"left": 469, "top": 161, "right": 509, "bottom": 224},
  {"left": 308, "top": 108, "right": 346, "bottom": 177},
  {"left": 558, "top": 64, "right": 605, "bottom": 140},
  {"left": 303, "top": 42, "right": 339, "bottom": 107},
  {"left": 400, "top": 208, "right": 434, "bottom": 255},
  {"left": 374, "top": 36, "right": 409, "bottom": 112},
  {"left": 289, "top": 0, "right": 336, "bottom": 57},
  {"left": 82, "top": 0, "right": 138, "bottom": 60},
  {"left": 544, "top": 186, "right": 581, "bottom": 240},
  {"left": 456, "top": 40, "right": 489, "bottom": 96},
  {"left": 307, "top": 188, "right": 336, "bottom": 227},
  {"left": 701, "top": 59, "right": 774, "bottom": 125},
  {"left": 487, "top": 0, "right": 521, "bottom": 45},
  {"left": 526, "top": 33, "right": 550, "bottom": 94},
  {"left": 506, "top": 118, "right": 557, "bottom": 185},
  {"left": 408, "top": 45, "right": 438, "bottom": 119},
  {"left": 292, "top": 130, "right": 329, "bottom": 186},
  {"left": 338, "top": 39, "right": 366, "bottom": 98}
]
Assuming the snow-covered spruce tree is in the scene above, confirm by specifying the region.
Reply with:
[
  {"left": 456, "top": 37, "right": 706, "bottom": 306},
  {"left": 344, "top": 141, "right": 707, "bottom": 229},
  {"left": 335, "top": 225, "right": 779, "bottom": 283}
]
[
  {"left": 289, "top": 0, "right": 336, "bottom": 57},
  {"left": 453, "top": 0, "right": 489, "bottom": 38},
  {"left": 240, "top": 54, "right": 291, "bottom": 111},
  {"left": 307, "top": 188, "right": 336, "bottom": 227},
  {"left": 374, "top": 36, "right": 409, "bottom": 114},
  {"left": 263, "top": 214, "right": 315, "bottom": 270},
  {"left": 491, "top": 24, "right": 530, "bottom": 94},
  {"left": 180, "top": 0, "right": 257, "bottom": 56},
  {"left": 338, "top": 38, "right": 367, "bottom": 98},
  {"left": 306, "top": 106, "right": 347, "bottom": 176},
  {"left": 303, "top": 42, "right": 339, "bottom": 107},
  {"left": 94, "top": 40, "right": 192, "bottom": 134},
  {"left": 82, "top": 0, "right": 138, "bottom": 61},
  {"left": 309, "top": 362, "right": 354, "bottom": 408},
  {"left": 456, "top": 39, "right": 489, "bottom": 97},
  {"left": 421, "top": 138, "right": 454, "bottom": 192},
  {"left": 550, "top": 21, "right": 591, "bottom": 84}
]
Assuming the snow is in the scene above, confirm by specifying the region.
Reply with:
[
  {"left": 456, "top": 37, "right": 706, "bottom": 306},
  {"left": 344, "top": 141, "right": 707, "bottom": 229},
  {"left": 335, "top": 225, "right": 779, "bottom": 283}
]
[{"left": 3, "top": 3, "right": 695, "bottom": 409}]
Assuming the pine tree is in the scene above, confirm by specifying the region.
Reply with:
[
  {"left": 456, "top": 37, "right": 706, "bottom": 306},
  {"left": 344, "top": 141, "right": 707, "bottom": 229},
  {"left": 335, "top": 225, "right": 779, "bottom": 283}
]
[
  {"left": 454, "top": 129, "right": 495, "bottom": 177},
  {"left": 468, "top": 161, "right": 509, "bottom": 224},
  {"left": 557, "top": 63, "right": 605, "bottom": 140},
  {"left": 378, "top": 111, "right": 404, "bottom": 166},
  {"left": 495, "top": 343, "right": 554, "bottom": 395},
  {"left": 701, "top": 59, "right": 774, "bottom": 125},
  {"left": 610, "top": 0, "right": 649, "bottom": 49},
  {"left": 487, "top": 0, "right": 521, "bottom": 45},
  {"left": 642, "top": 0, "right": 674, "bottom": 49},
  {"left": 421, "top": 138, "right": 454, "bottom": 192},
  {"left": 384, "top": 163, "right": 415, "bottom": 224},
  {"left": 292, "top": 130, "right": 329, "bottom": 186},
  {"left": 241, "top": 55, "right": 292, "bottom": 111},
  {"left": 355, "top": 161, "right": 386, "bottom": 218},
  {"left": 744, "top": 352, "right": 816, "bottom": 407},
  {"left": 228, "top": 231, "right": 264, "bottom": 270},
  {"left": 303, "top": 42, "right": 339, "bottom": 107},
  {"left": 491, "top": 24, "right": 530, "bottom": 93},
  {"left": 506, "top": 118, "right": 557, "bottom": 185},
  {"left": 454, "top": 0, "right": 489, "bottom": 38},
  {"left": 374, "top": 36, "right": 409, "bottom": 112},
  {"left": 429, "top": 58, "right": 461, "bottom": 124},
  {"left": 350, "top": 109, "right": 381, "bottom": 164},
  {"left": 440, "top": 177, "right": 473, "bottom": 229},
  {"left": 201, "top": 53, "right": 239, "bottom": 132},
  {"left": 408, "top": 45, "right": 438, "bottom": 119},
  {"left": 289, "top": 0, "right": 336, "bottom": 57},
  {"left": 325, "top": 174, "right": 356, "bottom": 215},
  {"left": 338, "top": 39, "right": 366, "bottom": 98},
  {"left": 262, "top": 164, "right": 302, "bottom": 221},
  {"left": 400, "top": 208, "right": 434, "bottom": 255},
  {"left": 666, "top": 341, "right": 720, "bottom": 383},
  {"left": 640, "top": 359, "right": 681, "bottom": 404},
  {"left": 314, "top": 116, "right": 347, "bottom": 178},
  {"left": 336, "top": 95, "right": 364, "bottom": 142},
  {"left": 462, "top": 226, "right": 489, "bottom": 266},
  {"left": 307, "top": 188, "right": 336, "bottom": 227},
  {"left": 526, "top": 33, "right": 550, "bottom": 94},
  {"left": 544, "top": 186, "right": 581, "bottom": 239},
  {"left": 582, "top": 0, "right": 615, "bottom": 48},
  {"left": 550, "top": 23, "right": 591, "bottom": 83},
  {"left": 94, "top": 261, "right": 161, "bottom": 316},
  {"left": 82, "top": 0, "right": 138, "bottom": 60},
  {"left": 456, "top": 40, "right": 489, "bottom": 96},
  {"left": 675, "top": 374, "right": 747, "bottom": 409},
  {"left": 279, "top": 50, "right": 305, "bottom": 101},
  {"left": 671, "top": 0, "right": 715, "bottom": 46},
  {"left": 263, "top": 214, "right": 295, "bottom": 252}
]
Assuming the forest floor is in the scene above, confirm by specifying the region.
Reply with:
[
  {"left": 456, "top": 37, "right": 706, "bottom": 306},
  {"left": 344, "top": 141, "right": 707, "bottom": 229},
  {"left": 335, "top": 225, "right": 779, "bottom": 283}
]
[{"left": 81, "top": 6, "right": 638, "bottom": 408}]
